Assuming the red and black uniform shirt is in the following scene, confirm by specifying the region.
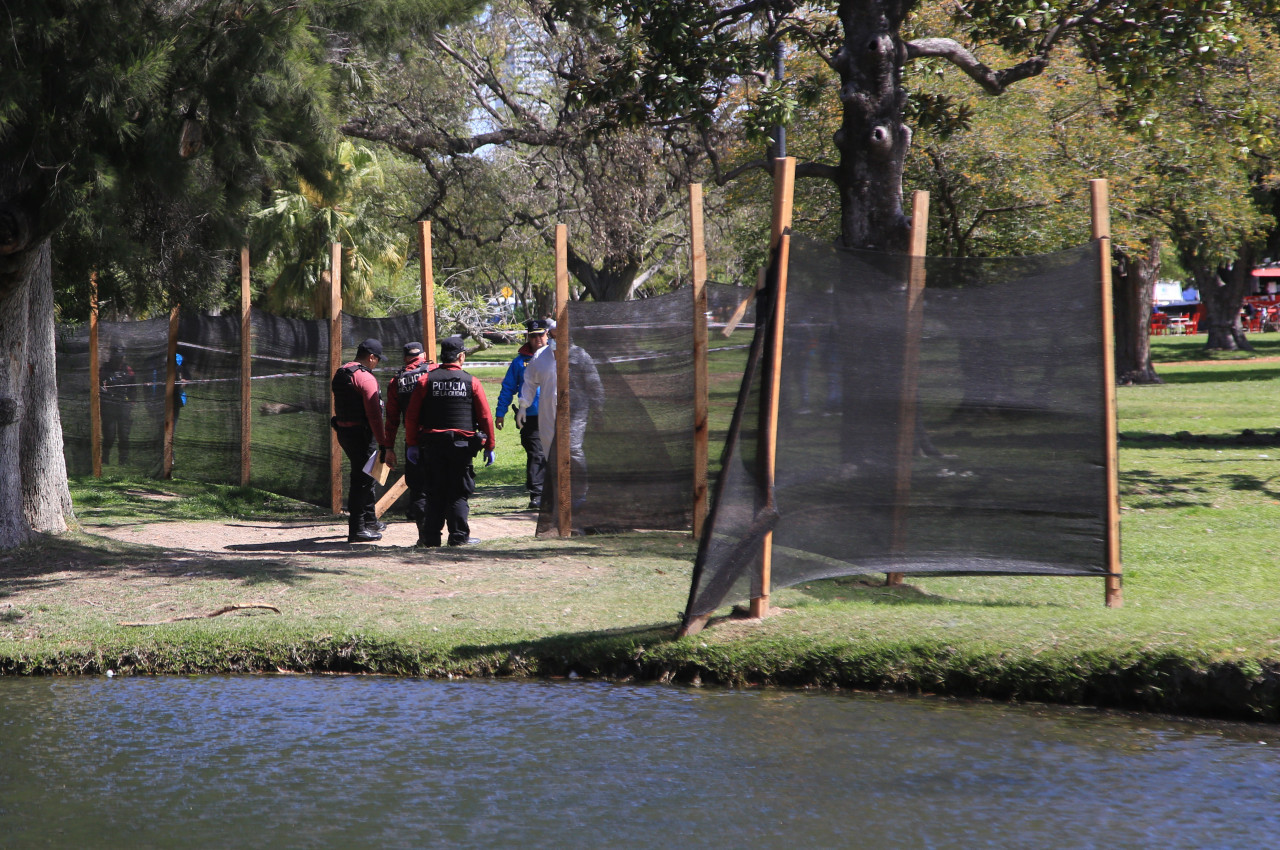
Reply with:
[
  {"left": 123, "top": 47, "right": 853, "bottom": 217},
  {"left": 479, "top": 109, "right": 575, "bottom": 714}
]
[
  {"left": 404, "top": 363, "right": 495, "bottom": 451},
  {"left": 331, "top": 361, "right": 390, "bottom": 448}
]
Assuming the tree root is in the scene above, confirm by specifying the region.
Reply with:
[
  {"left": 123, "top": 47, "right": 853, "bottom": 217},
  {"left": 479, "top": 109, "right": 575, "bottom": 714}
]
[{"left": 119, "top": 604, "right": 281, "bottom": 627}]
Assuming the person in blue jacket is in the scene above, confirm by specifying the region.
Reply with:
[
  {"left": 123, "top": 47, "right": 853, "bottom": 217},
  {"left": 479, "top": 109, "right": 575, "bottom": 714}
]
[{"left": 495, "top": 318, "right": 549, "bottom": 510}]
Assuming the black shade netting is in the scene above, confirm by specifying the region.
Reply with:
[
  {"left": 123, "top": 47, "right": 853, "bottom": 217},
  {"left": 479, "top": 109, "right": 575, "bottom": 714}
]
[
  {"left": 536, "top": 284, "right": 757, "bottom": 536},
  {"left": 56, "top": 309, "right": 424, "bottom": 508},
  {"left": 245, "top": 311, "right": 421, "bottom": 507},
  {"left": 172, "top": 312, "right": 244, "bottom": 486},
  {"left": 685, "top": 236, "right": 1110, "bottom": 620},
  {"left": 57, "top": 318, "right": 170, "bottom": 475}
]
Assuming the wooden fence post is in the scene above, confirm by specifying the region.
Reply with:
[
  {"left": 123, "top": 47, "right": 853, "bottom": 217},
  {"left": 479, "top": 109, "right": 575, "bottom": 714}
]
[
  {"left": 89, "top": 271, "right": 102, "bottom": 478},
  {"left": 690, "top": 183, "right": 710, "bottom": 540},
  {"left": 1092, "top": 179, "right": 1123, "bottom": 608},
  {"left": 750, "top": 156, "right": 796, "bottom": 620},
  {"left": 554, "top": 224, "right": 572, "bottom": 537},
  {"left": 329, "top": 242, "right": 343, "bottom": 516},
  {"left": 162, "top": 305, "right": 179, "bottom": 479},
  {"left": 420, "top": 221, "right": 437, "bottom": 358},
  {"left": 240, "top": 247, "right": 252, "bottom": 487},
  {"left": 887, "top": 190, "right": 930, "bottom": 586}
]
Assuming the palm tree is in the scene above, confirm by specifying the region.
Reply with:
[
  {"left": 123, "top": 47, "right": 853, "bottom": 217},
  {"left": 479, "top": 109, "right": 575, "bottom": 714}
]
[{"left": 250, "top": 139, "right": 407, "bottom": 317}]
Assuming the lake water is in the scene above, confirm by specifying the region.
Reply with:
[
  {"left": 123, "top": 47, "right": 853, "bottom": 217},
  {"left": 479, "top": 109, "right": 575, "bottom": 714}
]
[{"left": 0, "top": 676, "right": 1276, "bottom": 848}]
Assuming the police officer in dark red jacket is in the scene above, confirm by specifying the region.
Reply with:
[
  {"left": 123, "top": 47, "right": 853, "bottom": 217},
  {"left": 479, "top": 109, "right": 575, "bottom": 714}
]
[
  {"left": 331, "top": 338, "right": 395, "bottom": 543},
  {"left": 404, "top": 335, "right": 496, "bottom": 547},
  {"left": 384, "top": 340, "right": 433, "bottom": 525}
]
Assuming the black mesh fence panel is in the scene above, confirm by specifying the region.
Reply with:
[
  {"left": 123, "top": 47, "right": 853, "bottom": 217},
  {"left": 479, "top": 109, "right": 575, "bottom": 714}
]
[
  {"left": 536, "top": 284, "right": 757, "bottom": 535},
  {"left": 57, "top": 317, "right": 170, "bottom": 476},
  {"left": 685, "top": 236, "right": 1109, "bottom": 620},
  {"left": 247, "top": 311, "right": 332, "bottom": 505},
  {"left": 174, "top": 312, "right": 243, "bottom": 486},
  {"left": 55, "top": 322, "right": 93, "bottom": 477}
]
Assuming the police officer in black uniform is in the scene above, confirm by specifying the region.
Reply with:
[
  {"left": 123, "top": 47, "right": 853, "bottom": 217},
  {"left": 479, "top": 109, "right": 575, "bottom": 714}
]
[
  {"left": 403, "top": 336, "right": 496, "bottom": 547},
  {"left": 384, "top": 341, "right": 433, "bottom": 525},
  {"left": 330, "top": 338, "right": 394, "bottom": 543}
]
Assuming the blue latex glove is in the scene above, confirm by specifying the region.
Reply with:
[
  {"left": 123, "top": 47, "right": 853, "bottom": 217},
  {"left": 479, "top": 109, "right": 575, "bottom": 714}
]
[
  {"left": 406, "top": 446, "right": 420, "bottom": 465},
  {"left": 484, "top": 449, "right": 495, "bottom": 467}
]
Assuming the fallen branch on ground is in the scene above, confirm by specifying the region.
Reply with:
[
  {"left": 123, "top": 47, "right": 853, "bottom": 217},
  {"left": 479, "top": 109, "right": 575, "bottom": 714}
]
[{"left": 119, "top": 604, "right": 281, "bottom": 627}]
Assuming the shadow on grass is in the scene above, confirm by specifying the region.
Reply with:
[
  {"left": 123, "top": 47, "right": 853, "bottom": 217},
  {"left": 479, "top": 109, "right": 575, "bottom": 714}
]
[
  {"left": 0, "top": 531, "right": 349, "bottom": 599},
  {"left": 1119, "top": 468, "right": 1214, "bottom": 509},
  {"left": 1157, "top": 367, "right": 1280, "bottom": 384},
  {"left": 1149, "top": 336, "right": 1280, "bottom": 363},
  {"left": 1222, "top": 472, "right": 1280, "bottom": 501},
  {"left": 1120, "top": 429, "right": 1280, "bottom": 448},
  {"left": 784, "top": 576, "right": 1067, "bottom": 609}
]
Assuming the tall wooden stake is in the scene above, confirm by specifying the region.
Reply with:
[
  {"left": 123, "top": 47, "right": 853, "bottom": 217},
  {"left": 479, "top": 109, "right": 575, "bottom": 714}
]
[
  {"left": 689, "top": 183, "right": 710, "bottom": 539},
  {"left": 555, "top": 224, "right": 572, "bottom": 537},
  {"left": 1092, "top": 179, "right": 1123, "bottom": 608},
  {"left": 329, "top": 242, "right": 344, "bottom": 516},
  {"left": 89, "top": 271, "right": 102, "bottom": 478},
  {"left": 420, "top": 221, "right": 437, "bottom": 358},
  {"left": 887, "top": 191, "right": 930, "bottom": 586},
  {"left": 162, "top": 305, "right": 179, "bottom": 479},
  {"left": 240, "top": 247, "right": 252, "bottom": 487},
  {"left": 750, "top": 156, "right": 796, "bottom": 620}
]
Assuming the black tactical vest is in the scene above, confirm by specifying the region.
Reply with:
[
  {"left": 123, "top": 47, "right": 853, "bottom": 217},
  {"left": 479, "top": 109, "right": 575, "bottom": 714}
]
[
  {"left": 394, "top": 362, "right": 432, "bottom": 416},
  {"left": 331, "top": 363, "right": 372, "bottom": 422},
  {"left": 422, "top": 368, "right": 476, "bottom": 432}
]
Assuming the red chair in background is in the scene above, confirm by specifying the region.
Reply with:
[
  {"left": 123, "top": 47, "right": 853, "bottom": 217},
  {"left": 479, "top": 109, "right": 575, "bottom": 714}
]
[
  {"left": 1150, "top": 312, "right": 1170, "bottom": 335},
  {"left": 1184, "top": 306, "right": 1203, "bottom": 335}
]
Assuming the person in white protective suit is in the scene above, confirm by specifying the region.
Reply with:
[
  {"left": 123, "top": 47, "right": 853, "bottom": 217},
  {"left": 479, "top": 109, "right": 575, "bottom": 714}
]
[{"left": 516, "top": 321, "right": 604, "bottom": 509}]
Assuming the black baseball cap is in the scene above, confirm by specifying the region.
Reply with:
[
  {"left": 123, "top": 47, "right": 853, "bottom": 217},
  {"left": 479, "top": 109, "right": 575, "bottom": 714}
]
[
  {"left": 403, "top": 341, "right": 424, "bottom": 357},
  {"left": 356, "top": 338, "right": 383, "bottom": 359},
  {"left": 525, "top": 319, "right": 549, "bottom": 334},
  {"left": 439, "top": 335, "right": 466, "bottom": 362}
]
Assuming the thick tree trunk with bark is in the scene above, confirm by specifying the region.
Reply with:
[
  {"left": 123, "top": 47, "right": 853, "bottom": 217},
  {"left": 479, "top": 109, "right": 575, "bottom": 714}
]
[
  {"left": 1198, "top": 254, "right": 1253, "bottom": 352},
  {"left": 565, "top": 244, "right": 640, "bottom": 302},
  {"left": 0, "top": 234, "right": 74, "bottom": 548},
  {"left": 1113, "top": 241, "right": 1161, "bottom": 385},
  {"left": 832, "top": 0, "right": 913, "bottom": 252},
  {"left": 23, "top": 242, "right": 74, "bottom": 531}
]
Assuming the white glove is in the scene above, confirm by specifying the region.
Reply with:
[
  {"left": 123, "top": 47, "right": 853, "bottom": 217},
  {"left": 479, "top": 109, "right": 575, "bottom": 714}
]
[{"left": 515, "top": 408, "right": 526, "bottom": 429}]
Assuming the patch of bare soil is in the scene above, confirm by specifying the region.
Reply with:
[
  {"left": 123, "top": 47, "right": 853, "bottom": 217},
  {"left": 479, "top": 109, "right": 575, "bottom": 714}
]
[{"left": 88, "top": 511, "right": 541, "bottom": 575}]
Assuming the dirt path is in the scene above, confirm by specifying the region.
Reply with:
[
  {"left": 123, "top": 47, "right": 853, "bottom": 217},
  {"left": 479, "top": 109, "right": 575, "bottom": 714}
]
[{"left": 90, "top": 511, "right": 540, "bottom": 564}]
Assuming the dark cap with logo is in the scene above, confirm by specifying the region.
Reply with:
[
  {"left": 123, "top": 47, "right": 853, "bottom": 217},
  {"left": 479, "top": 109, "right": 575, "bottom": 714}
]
[
  {"left": 439, "top": 335, "right": 466, "bottom": 362},
  {"left": 525, "top": 318, "right": 549, "bottom": 334}
]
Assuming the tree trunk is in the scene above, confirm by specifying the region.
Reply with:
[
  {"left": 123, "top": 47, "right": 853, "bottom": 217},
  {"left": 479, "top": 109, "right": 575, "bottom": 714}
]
[
  {"left": 1199, "top": 251, "right": 1253, "bottom": 351},
  {"left": 23, "top": 242, "right": 73, "bottom": 532},
  {"left": 832, "top": 0, "right": 912, "bottom": 252},
  {"left": 0, "top": 237, "right": 75, "bottom": 548},
  {"left": 1113, "top": 241, "right": 1161, "bottom": 385},
  {"left": 565, "top": 244, "right": 640, "bottom": 302}
]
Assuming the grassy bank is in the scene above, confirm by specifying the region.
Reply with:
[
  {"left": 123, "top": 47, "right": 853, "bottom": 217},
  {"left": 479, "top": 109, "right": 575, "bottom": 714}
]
[{"left": 3, "top": 335, "right": 1279, "bottom": 723}]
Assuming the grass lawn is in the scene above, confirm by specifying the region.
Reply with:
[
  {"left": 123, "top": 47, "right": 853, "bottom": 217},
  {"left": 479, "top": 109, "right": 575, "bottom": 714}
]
[{"left": 3, "top": 333, "right": 1279, "bottom": 722}]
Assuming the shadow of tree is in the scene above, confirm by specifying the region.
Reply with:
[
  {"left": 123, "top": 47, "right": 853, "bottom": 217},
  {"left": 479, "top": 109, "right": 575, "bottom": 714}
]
[
  {"left": 1119, "top": 469, "right": 1214, "bottom": 510},
  {"left": 1221, "top": 473, "right": 1280, "bottom": 501},
  {"left": 0, "top": 532, "right": 345, "bottom": 599},
  {"left": 781, "top": 575, "right": 1073, "bottom": 609},
  {"left": 1121, "top": 429, "right": 1280, "bottom": 448},
  {"left": 1158, "top": 367, "right": 1280, "bottom": 384}
]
